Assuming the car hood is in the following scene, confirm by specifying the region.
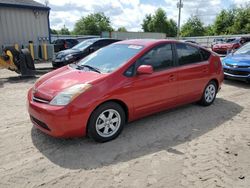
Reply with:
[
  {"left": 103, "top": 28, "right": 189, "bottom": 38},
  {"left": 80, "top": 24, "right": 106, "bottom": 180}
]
[
  {"left": 223, "top": 54, "right": 250, "bottom": 66},
  {"left": 33, "top": 66, "right": 107, "bottom": 100},
  {"left": 56, "top": 48, "right": 82, "bottom": 59},
  {"left": 214, "top": 43, "right": 233, "bottom": 48}
]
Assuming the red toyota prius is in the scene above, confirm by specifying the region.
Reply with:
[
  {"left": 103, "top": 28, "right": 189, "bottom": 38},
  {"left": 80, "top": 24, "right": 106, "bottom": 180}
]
[{"left": 27, "top": 39, "right": 223, "bottom": 142}]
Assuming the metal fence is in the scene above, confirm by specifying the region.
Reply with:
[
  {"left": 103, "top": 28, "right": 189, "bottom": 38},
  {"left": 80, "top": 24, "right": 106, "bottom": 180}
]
[
  {"left": 180, "top": 34, "right": 250, "bottom": 47},
  {"left": 51, "top": 34, "right": 99, "bottom": 42},
  {"left": 102, "top": 31, "right": 166, "bottom": 40}
]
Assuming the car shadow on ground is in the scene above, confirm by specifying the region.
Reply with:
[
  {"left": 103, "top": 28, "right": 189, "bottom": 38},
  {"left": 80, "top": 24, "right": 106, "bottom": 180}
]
[
  {"left": 224, "top": 79, "right": 250, "bottom": 89},
  {"left": 31, "top": 98, "right": 243, "bottom": 170}
]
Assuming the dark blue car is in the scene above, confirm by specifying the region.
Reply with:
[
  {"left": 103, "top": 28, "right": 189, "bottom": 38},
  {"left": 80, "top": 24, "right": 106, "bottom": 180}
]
[{"left": 222, "top": 42, "right": 250, "bottom": 82}]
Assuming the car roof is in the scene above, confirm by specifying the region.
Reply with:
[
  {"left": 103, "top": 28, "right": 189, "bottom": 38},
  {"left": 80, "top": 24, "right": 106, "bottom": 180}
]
[{"left": 115, "top": 39, "right": 177, "bottom": 47}]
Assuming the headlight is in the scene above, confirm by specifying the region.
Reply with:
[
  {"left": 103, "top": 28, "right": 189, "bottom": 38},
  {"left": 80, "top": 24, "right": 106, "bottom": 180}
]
[
  {"left": 50, "top": 83, "right": 92, "bottom": 106},
  {"left": 65, "top": 54, "right": 73, "bottom": 61}
]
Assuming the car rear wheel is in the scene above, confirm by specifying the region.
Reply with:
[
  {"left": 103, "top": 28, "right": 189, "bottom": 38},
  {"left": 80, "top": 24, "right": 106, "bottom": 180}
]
[
  {"left": 87, "top": 102, "right": 125, "bottom": 142},
  {"left": 199, "top": 81, "right": 217, "bottom": 106}
]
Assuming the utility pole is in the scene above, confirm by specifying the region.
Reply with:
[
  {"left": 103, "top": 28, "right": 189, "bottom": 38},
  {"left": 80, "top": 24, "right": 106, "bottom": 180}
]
[{"left": 177, "top": 0, "right": 183, "bottom": 39}]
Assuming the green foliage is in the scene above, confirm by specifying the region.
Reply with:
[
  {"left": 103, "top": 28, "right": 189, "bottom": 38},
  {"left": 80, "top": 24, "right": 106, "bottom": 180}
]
[
  {"left": 141, "top": 8, "right": 177, "bottom": 37},
  {"left": 73, "top": 13, "right": 113, "bottom": 35},
  {"left": 59, "top": 25, "right": 71, "bottom": 35},
  {"left": 181, "top": 16, "right": 206, "bottom": 37},
  {"left": 50, "top": 29, "right": 58, "bottom": 35},
  {"left": 213, "top": 4, "right": 250, "bottom": 35},
  {"left": 142, "top": 14, "right": 153, "bottom": 32},
  {"left": 204, "top": 25, "right": 214, "bottom": 36},
  {"left": 117, "top": 27, "right": 127, "bottom": 32}
]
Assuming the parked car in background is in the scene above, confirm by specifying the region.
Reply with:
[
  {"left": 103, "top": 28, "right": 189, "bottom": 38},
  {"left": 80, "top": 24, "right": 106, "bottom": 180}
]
[
  {"left": 53, "top": 39, "right": 79, "bottom": 53},
  {"left": 211, "top": 38, "right": 225, "bottom": 48},
  {"left": 52, "top": 38, "right": 120, "bottom": 68},
  {"left": 77, "top": 36, "right": 99, "bottom": 42},
  {"left": 28, "top": 39, "right": 223, "bottom": 142},
  {"left": 212, "top": 37, "right": 246, "bottom": 54},
  {"left": 182, "top": 40, "right": 208, "bottom": 48},
  {"left": 223, "top": 42, "right": 250, "bottom": 82}
]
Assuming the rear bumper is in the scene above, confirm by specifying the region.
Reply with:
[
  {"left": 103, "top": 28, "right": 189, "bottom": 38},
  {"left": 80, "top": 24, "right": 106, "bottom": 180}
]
[{"left": 27, "top": 89, "right": 89, "bottom": 138}]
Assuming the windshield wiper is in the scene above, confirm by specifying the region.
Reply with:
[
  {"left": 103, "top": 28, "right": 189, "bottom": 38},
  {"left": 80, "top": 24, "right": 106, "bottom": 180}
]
[{"left": 77, "top": 64, "right": 101, "bottom": 73}]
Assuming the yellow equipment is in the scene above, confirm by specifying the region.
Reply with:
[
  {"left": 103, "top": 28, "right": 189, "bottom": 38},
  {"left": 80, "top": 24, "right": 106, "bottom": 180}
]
[
  {"left": 0, "top": 49, "right": 19, "bottom": 72},
  {"left": 0, "top": 47, "right": 35, "bottom": 76}
]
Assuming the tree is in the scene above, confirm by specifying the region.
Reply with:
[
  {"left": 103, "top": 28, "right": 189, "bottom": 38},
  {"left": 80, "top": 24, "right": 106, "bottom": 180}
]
[
  {"left": 141, "top": 8, "right": 177, "bottom": 37},
  {"left": 212, "top": 4, "right": 250, "bottom": 35},
  {"left": 50, "top": 28, "right": 58, "bottom": 35},
  {"left": 168, "top": 19, "right": 177, "bottom": 37},
  {"left": 181, "top": 16, "right": 206, "bottom": 37},
  {"left": 213, "top": 9, "right": 236, "bottom": 35},
  {"left": 204, "top": 25, "right": 214, "bottom": 36},
  {"left": 73, "top": 13, "right": 113, "bottom": 35},
  {"left": 230, "top": 4, "right": 250, "bottom": 34},
  {"left": 59, "top": 25, "right": 70, "bottom": 35},
  {"left": 117, "top": 27, "right": 127, "bottom": 32},
  {"left": 142, "top": 14, "right": 153, "bottom": 32}
]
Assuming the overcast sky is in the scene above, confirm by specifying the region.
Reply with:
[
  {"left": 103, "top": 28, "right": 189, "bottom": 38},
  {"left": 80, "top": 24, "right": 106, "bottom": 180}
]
[{"left": 36, "top": 0, "right": 249, "bottom": 31}]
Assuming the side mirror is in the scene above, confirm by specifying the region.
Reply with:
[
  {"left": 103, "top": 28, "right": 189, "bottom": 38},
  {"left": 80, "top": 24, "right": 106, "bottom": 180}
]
[{"left": 137, "top": 65, "right": 153, "bottom": 75}]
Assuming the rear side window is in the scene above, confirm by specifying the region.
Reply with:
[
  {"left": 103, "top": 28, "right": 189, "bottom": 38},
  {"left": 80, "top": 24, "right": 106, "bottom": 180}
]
[
  {"left": 200, "top": 49, "right": 211, "bottom": 61},
  {"left": 176, "top": 43, "right": 202, "bottom": 65},
  {"left": 138, "top": 44, "right": 174, "bottom": 71}
]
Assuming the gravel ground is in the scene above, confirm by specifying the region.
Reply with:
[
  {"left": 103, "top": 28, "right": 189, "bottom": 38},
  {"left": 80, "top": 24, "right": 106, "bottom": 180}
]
[{"left": 0, "top": 67, "right": 250, "bottom": 188}]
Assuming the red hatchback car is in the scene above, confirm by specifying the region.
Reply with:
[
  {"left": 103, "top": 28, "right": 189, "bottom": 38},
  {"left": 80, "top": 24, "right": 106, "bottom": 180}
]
[{"left": 27, "top": 40, "right": 223, "bottom": 142}]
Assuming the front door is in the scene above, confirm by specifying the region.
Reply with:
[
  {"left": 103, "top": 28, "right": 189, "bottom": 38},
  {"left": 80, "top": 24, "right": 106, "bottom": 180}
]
[{"left": 131, "top": 43, "right": 179, "bottom": 117}]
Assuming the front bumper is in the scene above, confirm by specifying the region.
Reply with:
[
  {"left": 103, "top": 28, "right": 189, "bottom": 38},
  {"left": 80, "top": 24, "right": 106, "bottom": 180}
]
[
  {"left": 27, "top": 89, "right": 89, "bottom": 138},
  {"left": 223, "top": 66, "right": 250, "bottom": 82}
]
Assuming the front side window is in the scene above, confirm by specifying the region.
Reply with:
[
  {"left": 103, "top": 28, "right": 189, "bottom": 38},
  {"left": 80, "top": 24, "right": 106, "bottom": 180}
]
[
  {"left": 176, "top": 43, "right": 202, "bottom": 65},
  {"left": 137, "top": 44, "right": 174, "bottom": 71}
]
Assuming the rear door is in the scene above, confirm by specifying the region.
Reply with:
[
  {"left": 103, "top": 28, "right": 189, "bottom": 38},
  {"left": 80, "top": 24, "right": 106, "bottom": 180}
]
[
  {"left": 174, "top": 43, "right": 210, "bottom": 101},
  {"left": 130, "top": 43, "right": 179, "bottom": 117}
]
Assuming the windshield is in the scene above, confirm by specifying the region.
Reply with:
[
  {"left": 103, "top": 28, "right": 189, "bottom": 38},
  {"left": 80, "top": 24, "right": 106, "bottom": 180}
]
[
  {"left": 234, "top": 42, "right": 250, "bottom": 55},
  {"left": 226, "top": 38, "right": 239, "bottom": 44},
  {"left": 77, "top": 44, "right": 144, "bottom": 73},
  {"left": 72, "top": 39, "right": 98, "bottom": 50}
]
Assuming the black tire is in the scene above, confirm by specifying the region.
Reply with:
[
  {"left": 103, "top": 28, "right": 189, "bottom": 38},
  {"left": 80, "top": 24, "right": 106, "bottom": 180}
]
[
  {"left": 21, "top": 48, "right": 35, "bottom": 70},
  {"left": 87, "top": 102, "right": 125, "bottom": 142},
  {"left": 198, "top": 80, "right": 218, "bottom": 106}
]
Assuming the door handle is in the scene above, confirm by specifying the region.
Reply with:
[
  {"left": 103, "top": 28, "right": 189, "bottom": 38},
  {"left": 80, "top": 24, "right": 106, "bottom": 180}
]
[
  {"left": 202, "top": 67, "right": 209, "bottom": 73},
  {"left": 168, "top": 74, "right": 176, "bottom": 81}
]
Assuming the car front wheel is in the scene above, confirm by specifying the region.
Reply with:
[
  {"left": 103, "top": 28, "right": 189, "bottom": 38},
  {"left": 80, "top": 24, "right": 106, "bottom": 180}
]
[{"left": 87, "top": 102, "right": 125, "bottom": 142}]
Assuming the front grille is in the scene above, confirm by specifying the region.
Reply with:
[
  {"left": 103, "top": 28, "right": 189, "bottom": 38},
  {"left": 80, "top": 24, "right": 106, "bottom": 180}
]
[
  {"left": 225, "top": 63, "right": 250, "bottom": 68},
  {"left": 224, "top": 68, "right": 250, "bottom": 76},
  {"left": 30, "top": 116, "right": 51, "bottom": 131},
  {"left": 33, "top": 96, "right": 50, "bottom": 104}
]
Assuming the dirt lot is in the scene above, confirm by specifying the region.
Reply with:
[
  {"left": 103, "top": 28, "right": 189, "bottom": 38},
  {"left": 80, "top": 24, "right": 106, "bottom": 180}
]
[{"left": 0, "top": 67, "right": 250, "bottom": 188}]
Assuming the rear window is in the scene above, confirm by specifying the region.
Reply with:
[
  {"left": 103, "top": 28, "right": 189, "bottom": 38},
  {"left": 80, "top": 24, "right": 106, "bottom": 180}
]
[
  {"left": 176, "top": 43, "right": 203, "bottom": 65},
  {"left": 200, "top": 49, "right": 211, "bottom": 61}
]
